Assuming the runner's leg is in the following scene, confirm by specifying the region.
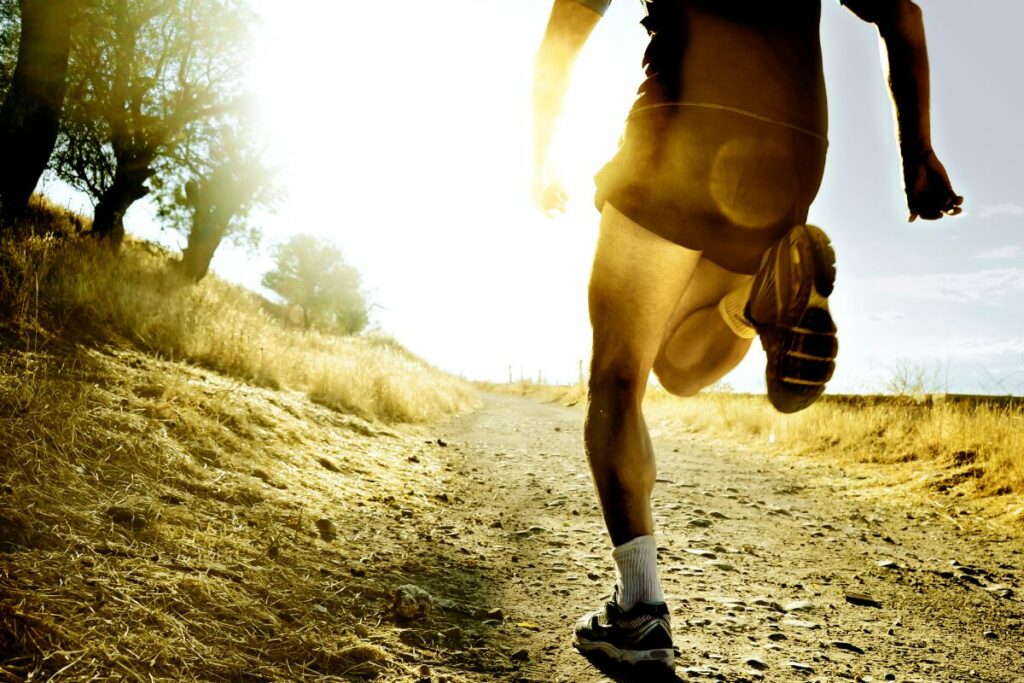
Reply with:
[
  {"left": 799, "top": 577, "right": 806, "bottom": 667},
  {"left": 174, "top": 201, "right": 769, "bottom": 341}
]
[
  {"left": 653, "top": 260, "right": 754, "bottom": 397},
  {"left": 586, "top": 203, "right": 701, "bottom": 546}
]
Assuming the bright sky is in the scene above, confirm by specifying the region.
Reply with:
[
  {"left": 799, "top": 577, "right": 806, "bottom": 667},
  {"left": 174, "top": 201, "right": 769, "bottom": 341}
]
[{"left": 46, "top": 0, "right": 1024, "bottom": 394}]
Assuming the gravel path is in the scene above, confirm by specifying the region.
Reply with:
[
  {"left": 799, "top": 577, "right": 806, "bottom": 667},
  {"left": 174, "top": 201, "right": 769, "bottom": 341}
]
[{"left": 424, "top": 394, "right": 1024, "bottom": 683}]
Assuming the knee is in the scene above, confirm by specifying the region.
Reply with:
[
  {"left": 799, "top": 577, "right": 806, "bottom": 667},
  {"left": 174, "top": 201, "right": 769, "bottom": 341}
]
[
  {"left": 588, "top": 352, "right": 648, "bottom": 403},
  {"left": 653, "top": 356, "right": 704, "bottom": 397}
]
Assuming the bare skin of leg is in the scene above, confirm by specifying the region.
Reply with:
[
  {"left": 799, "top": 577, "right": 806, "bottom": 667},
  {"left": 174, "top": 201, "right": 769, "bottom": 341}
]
[
  {"left": 586, "top": 204, "right": 702, "bottom": 546},
  {"left": 653, "top": 261, "right": 754, "bottom": 397}
]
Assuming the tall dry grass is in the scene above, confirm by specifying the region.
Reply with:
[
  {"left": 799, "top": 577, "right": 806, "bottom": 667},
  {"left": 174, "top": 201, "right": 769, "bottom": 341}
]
[
  {"left": 0, "top": 230, "right": 476, "bottom": 423},
  {"left": 488, "top": 381, "right": 1024, "bottom": 518}
]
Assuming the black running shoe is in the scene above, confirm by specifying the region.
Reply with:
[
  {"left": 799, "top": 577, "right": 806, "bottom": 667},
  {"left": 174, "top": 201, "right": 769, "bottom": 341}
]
[
  {"left": 573, "top": 598, "right": 674, "bottom": 667},
  {"left": 746, "top": 224, "right": 838, "bottom": 414}
]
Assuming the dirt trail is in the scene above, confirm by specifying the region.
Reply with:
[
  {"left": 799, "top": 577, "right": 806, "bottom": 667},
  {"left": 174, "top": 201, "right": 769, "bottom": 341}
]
[{"left": 425, "top": 394, "right": 1024, "bottom": 683}]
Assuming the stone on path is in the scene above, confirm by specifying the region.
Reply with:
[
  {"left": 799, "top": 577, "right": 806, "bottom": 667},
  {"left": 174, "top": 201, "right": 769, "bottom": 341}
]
[{"left": 845, "top": 592, "right": 882, "bottom": 608}]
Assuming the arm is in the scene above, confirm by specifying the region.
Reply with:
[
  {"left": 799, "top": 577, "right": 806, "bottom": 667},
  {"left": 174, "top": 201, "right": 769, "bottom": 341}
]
[
  {"left": 841, "top": 0, "right": 963, "bottom": 221},
  {"left": 532, "top": 0, "right": 604, "bottom": 214}
]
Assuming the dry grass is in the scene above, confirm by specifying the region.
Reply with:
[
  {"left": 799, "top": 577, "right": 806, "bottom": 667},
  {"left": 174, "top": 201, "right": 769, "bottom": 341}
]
[
  {"left": 0, "top": 228, "right": 476, "bottom": 424},
  {"left": 489, "top": 382, "right": 1024, "bottom": 524},
  {"left": 0, "top": 204, "right": 482, "bottom": 679},
  {"left": 0, "top": 343, "right": 473, "bottom": 681}
]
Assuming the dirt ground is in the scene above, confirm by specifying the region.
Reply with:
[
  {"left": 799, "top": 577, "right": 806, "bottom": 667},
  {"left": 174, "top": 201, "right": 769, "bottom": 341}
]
[
  {"left": 4, "top": 370, "right": 1024, "bottom": 682},
  {"left": 420, "top": 394, "right": 1024, "bottom": 683}
]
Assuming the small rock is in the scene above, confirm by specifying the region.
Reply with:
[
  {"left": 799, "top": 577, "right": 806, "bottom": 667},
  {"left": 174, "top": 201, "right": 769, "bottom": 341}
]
[
  {"left": 983, "top": 630, "right": 997, "bottom": 639},
  {"left": 104, "top": 506, "right": 147, "bottom": 531},
  {"left": 708, "top": 561, "right": 736, "bottom": 572},
  {"left": 436, "top": 438, "right": 448, "bottom": 447},
  {"left": 878, "top": 560, "right": 900, "bottom": 570},
  {"left": 392, "top": 584, "right": 433, "bottom": 621},
  {"left": 783, "top": 600, "right": 815, "bottom": 612},
  {"left": 884, "top": 674, "right": 896, "bottom": 681},
  {"left": 833, "top": 640, "right": 865, "bottom": 654},
  {"left": 688, "top": 518, "right": 713, "bottom": 528},
  {"left": 486, "top": 608, "right": 504, "bottom": 622},
  {"left": 315, "top": 518, "right": 337, "bottom": 542},
  {"left": 845, "top": 592, "right": 882, "bottom": 608},
  {"left": 767, "top": 632, "right": 787, "bottom": 641},
  {"left": 984, "top": 584, "right": 1013, "bottom": 598},
  {"left": 317, "top": 457, "right": 341, "bottom": 472},
  {"left": 788, "top": 660, "right": 814, "bottom": 673},
  {"left": 353, "top": 623, "right": 370, "bottom": 638},
  {"left": 782, "top": 619, "right": 821, "bottom": 630},
  {"left": 745, "top": 656, "right": 768, "bottom": 670},
  {"left": 685, "top": 548, "right": 717, "bottom": 559},
  {"left": 511, "top": 648, "right": 530, "bottom": 662},
  {"left": 419, "top": 664, "right": 431, "bottom": 677}
]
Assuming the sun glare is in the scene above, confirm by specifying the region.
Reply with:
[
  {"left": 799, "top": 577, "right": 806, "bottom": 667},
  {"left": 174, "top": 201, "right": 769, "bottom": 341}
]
[{"left": 239, "top": 1, "right": 645, "bottom": 382}]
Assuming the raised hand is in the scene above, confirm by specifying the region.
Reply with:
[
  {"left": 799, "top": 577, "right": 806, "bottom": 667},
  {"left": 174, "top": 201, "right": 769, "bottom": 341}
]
[{"left": 904, "top": 149, "right": 963, "bottom": 222}]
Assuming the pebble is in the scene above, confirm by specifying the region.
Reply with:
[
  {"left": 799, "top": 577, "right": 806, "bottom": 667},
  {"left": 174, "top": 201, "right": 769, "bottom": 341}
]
[
  {"left": 688, "top": 518, "right": 713, "bottom": 528},
  {"left": 783, "top": 600, "right": 815, "bottom": 612},
  {"left": 708, "top": 561, "right": 736, "bottom": 572},
  {"left": 983, "top": 630, "right": 997, "bottom": 639},
  {"left": 833, "top": 640, "right": 865, "bottom": 654},
  {"left": 788, "top": 660, "right": 814, "bottom": 673},
  {"left": 486, "top": 608, "right": 504, "bottom": 622},
  {"left": 315, "top": 518, "right": 337, "bottom": 542},
  {"left": 782, "top": 619, "right": 821, "bottom": 630},
  {"left": 878, "top": 560, "right": 900, "bottom": 570},
  {"left": 392, "top": 584, "right": 433, "bottom": 621},
  {"left": 745, "top": 656, "right": 768, "bottom": 670},
  {"left": 105, "top": 506, "right": 148, "bottom": 531},
  {"left": 845, "top": 592, "right": 882, "bottom": 608},
  {"left": 767, "top": 632, "right": 787, "bottom": 641},
  {"left": 511, "top": 648, "right": 530, "bottom": 662}
]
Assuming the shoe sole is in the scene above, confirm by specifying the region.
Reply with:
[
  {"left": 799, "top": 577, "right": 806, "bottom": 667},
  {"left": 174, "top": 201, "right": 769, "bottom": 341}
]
[
  {"left": 573, "top": 637, "right": 675, "bottom": 666},
  {"left": 750, "top": 224, "right": 838, "bottom": 414},
  {"left": 748, "top": 223, "right": 835, "bottom": 328}
]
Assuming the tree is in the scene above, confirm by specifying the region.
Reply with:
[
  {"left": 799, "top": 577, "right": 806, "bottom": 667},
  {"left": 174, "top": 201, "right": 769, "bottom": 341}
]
[
  {"left": 51, "top": 0, "right": 252, "bottom": 246},
  {"left": 0, "top": 0, "right": 78, "bottom": 224},
  {"left": 154, "top": 109, "right": 277, "bottom": 281},
  {"left": 261, "top": 235, "right": 370, "bottom": 335}
]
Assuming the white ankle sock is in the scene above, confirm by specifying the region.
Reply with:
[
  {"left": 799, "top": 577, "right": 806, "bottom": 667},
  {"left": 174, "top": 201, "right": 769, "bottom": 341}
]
[
  {"left": 611, "top": 535, "right": 664, "bottom": 610},
  {"left": 718, "top": 280, "right": 757, "bottom": 339}
]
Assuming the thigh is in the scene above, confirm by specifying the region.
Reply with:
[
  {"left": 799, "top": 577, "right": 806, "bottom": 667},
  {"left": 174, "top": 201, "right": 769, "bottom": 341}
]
[
  {"left": 589, "top": 203, "right": 702, "bottom": 375},
  {"left": 663, "top": 258, "right": 752, "bottom": 344}
]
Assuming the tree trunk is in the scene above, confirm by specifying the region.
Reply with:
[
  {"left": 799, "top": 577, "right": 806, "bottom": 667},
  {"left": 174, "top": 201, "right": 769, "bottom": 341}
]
[
  {"left": 179, "top": 207, "right": 229, "bottom": 282},
  {"left": 0, "top": 0, "right": 74, "bottom": 224},
  {"left": 92, "top": 164, "right": 151, "bottom": 247}
]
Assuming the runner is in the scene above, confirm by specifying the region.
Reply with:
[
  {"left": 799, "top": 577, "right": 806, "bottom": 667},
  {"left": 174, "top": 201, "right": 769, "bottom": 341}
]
[{"left": 531, "top": 0, "right": 962, "bottom": 668}]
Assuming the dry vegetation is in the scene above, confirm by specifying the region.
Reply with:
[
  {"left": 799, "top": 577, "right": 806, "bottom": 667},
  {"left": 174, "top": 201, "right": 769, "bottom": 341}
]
[
  {"left": 0, "top": 199, "right": 483, "bottom": 680},
  {"left": 0, "top": 199, "right": 476, "bottom": 424},
  {"left": 0, "top": 343, "right": 481, "bottom": 681},
  {"left": 489, "top": 380, "right": 1024, "bottom": 525}
]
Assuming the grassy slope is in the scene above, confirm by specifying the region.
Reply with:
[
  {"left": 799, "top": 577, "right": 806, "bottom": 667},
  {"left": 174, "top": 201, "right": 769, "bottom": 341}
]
[
  {"left": 488, "top": 381, "right": 1024, "bottom": 527},
  {"left": 0, "top": 342, "right": 476, "bottom": 681},
  {"left": 0, "top": 206, "right": 481, "bottom": 680}
]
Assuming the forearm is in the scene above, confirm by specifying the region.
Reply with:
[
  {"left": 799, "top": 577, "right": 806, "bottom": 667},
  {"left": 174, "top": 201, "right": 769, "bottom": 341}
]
[
  {"left": 533, "top": 0, "right": 601, "bottom": 170},
  {"left": 877, "top": 1, "right": 931, "bottom": 158}
]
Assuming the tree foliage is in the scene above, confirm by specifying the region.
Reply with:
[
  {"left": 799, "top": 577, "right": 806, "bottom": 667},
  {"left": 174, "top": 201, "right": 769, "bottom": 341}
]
[
  {"left": 154, "top": 106, "right": 278, "bottom": 281},
  {"left": 51, "top": 0, "right": 253, "bottom": 245},
  {"left": 261, "top": 235, "right": 369, "bottom": 335}
]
